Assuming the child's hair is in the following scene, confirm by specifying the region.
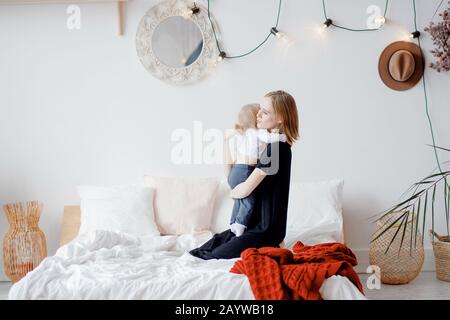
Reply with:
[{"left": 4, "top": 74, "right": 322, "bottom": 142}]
[{"left": 234, "top": 103, "right": 260, "bottom": 133}]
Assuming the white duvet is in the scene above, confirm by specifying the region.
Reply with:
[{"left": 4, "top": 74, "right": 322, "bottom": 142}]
[{"left": 8, "top": 230, "right": 367, "bottom": 300}]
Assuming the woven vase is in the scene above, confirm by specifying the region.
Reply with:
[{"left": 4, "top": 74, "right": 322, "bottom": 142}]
[
  {"left": 369, "top": 212, "right": 424, "bottom": 285},
  {"left": 3, "top": 201, "right": 47, "bottom": 283}
]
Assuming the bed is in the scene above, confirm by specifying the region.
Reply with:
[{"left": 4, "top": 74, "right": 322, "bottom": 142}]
[
  {"left": 8, "top": 179, "right": 366, "bottom": 300},
  {"left": 8, "top": 205, "right": 366, "bottom": 300}
]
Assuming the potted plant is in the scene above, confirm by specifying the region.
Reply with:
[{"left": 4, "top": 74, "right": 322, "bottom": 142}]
[{"left": 370, "top": 145, "right": 450, "bottom": 283}]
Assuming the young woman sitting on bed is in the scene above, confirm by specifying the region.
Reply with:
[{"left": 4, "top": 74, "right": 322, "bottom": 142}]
[{"left": 189, "top": 90, "right": 299, "bottom": 260}]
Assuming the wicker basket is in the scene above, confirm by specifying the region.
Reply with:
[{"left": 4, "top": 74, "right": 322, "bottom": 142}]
[
  {"left": 429, "top": 230, "right": 450, "bottom": 282},
  {"left": 369, "top": 212, "right": 424, "bottom": 284}
]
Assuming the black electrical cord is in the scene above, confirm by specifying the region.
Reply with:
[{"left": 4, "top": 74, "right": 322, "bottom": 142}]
[{"left": 207, "top": 0, "right": 282, "bottom": 60}]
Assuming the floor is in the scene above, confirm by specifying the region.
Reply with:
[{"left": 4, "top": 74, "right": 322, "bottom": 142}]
[
  {"left": 0, "top": 282, "right": 10, "bottom": 300},
  {"left": 360, "top": 271, "right": 450, "bottom": 300},
  {"left": 1, "top": 272, "right": 448, "bottom": 299}
]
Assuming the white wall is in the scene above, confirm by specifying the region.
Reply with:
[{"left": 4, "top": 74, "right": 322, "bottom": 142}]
[{"left": 0, "top": 0, "right": 449, "bottom": 280}]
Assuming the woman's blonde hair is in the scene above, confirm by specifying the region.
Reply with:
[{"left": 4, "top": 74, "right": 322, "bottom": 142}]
[
  {"left": 264, "top": 90, "right": 299, "bottom": 145},
  {"left": 234, "top": 103, "right": 260, "bottom": 133}
]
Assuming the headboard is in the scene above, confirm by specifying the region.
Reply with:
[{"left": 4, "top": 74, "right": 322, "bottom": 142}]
[
  {"left": 60, "top": 206, "right": 347, "bottom": 247},
  {"left": 60, "top": 206, "right": 81, "bottom": 247}
]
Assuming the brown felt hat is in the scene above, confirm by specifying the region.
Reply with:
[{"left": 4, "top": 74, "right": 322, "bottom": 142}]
[{"left": 378, "top": 41, "right": 424, "bottom": 91}]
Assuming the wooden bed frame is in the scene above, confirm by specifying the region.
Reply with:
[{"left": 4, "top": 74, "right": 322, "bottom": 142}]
[
  {"left": 60, "top": 206, "right": 346, "bottom": 247},
  {"left": 60, "top": 206, "right": 82, "bottom": 247}
]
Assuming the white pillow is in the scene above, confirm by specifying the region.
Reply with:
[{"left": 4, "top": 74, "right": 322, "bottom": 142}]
[
  {"left": 77, "top": 185, "right": 160, "bottom": 237},
  {"left": 284, "top": 179, "right": 344, "bottom": 247},
  {"left": 210, "top": 178, "right": 234, "bottom": 234},
  {"left": 144, "top": 176, "right": 220, "bottom": 235},
  {"left": 210, "top": 178, "right": 344, "bottom": 247}
]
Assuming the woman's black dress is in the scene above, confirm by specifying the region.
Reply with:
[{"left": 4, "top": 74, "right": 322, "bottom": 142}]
[{"left": 189, "top": 142, "right": 292, "bottom": 259}]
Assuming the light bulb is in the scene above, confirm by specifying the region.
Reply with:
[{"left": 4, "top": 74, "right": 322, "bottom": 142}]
[
  {"left": 410, "top": 31, "right": 420, "bottom": 38},
  {"left": 190, "top": 6, "right": 199, "bottom": 15},
  {"left": 375, "top": 16, "right": 386, "bottom": 26},
  {"left": 323, "top": 18, "right": 332, "bottom": 28},
  {"left": 217, "top": 51, "right": 226, "bottom": 62},
  {"left": 270, "top": 27, "right": 284, "bottom": 39},
  {"left": 183, "top": 3, "right": 199, "bottom": 18}
]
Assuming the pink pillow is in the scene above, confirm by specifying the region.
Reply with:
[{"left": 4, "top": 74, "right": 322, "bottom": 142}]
[{"left": 144, "top": 176, "right": 220, "bottom": 235}]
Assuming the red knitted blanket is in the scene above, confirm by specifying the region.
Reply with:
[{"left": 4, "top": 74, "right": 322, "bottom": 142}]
[{"left": 229, "top": 241, "right": 364, "bottom": 300}]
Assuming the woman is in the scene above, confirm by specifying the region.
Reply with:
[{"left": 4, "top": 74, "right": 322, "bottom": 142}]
[{"left": 189, "top": 90, "right": 300, "bottom": 260}]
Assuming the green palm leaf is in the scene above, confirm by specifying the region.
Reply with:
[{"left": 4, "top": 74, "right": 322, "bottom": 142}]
[
  {"left": 426, "top": 144, "right": 450, "bottom": 152},
  {"left": 410, "top": 207, "right": 415, "bottom": 256},
  {"left": 385, "top": 213, "right": 408, "bottom": 254},
  {"left": 398, "top": 211, "right": 410, "bottom": 256},
  {"left": 445, "top": 178, "right": 449, "bottom": 235},
  {"left": 371, "top": 155, "right": 450, "bottom": 252},
  {"left": 375, "top": 190, "right": 426, "bottom": 222},
  {"left": 432, "top": 184, "right": 436, "bottom": 238},
  {"left": 371, "top": 212, "right": 407, "bottom": 244}
]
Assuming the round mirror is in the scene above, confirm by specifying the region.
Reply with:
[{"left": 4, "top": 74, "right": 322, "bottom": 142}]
[
  {"left": 136, "top": 0, "right": 220, "bottom": 85},
  {"left": 152, "top": 16, "right": 203, "bottom": 68}
]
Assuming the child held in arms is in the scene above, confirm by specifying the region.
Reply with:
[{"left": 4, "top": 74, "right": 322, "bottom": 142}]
[{"left": 224, "top": 103, "right": 286, "bottom": 237}]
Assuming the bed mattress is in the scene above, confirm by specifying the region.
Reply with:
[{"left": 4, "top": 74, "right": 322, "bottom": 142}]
[{"left": 8, "top": 230, "right": 366, "bottom": 300}]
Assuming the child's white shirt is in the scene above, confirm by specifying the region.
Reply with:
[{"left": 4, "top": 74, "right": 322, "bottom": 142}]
[{"left": 229, "top": 128, "right": 287, "bottom": 161}]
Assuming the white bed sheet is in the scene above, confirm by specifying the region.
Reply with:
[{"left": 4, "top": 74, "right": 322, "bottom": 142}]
[{"left": 8, "top": 230, "right": 366, "bottom": 300}]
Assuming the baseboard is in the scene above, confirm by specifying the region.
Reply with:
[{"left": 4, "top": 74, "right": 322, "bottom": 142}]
[{"left": 354, "top": 248, "right": 435, "bottom": 274}]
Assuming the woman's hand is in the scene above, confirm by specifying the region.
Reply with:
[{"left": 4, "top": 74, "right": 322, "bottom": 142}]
[
  {"left": 230, "top": 182, "right": 246, "bottom": 199},
  {"left": 230, "top": 168, "right": 267, "bottom": 199}
]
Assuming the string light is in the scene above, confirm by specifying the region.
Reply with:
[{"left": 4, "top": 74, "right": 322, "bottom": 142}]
[
  {"left": 207, "top": 0, "right": 283, "bottom": 60},
  {"left": 321, "top": 0, "right": 390, "bottom": 32},
  {"left": 270, "top": 27, "right": 284, "bottom": 39},
  {"left": 183, "top": 2, "right": 200, "bottom": 18},
  {"left": 217, "top": 51, "right": 226, "bottom": 62},
  {"left": 206, "top": 0, "right": 445, "bottom": 198},
  {"left": 190, "top": 2, "right": 200, "bottom": 15},
  {"left": 323, "top": 18, "right": 332, "bottom": 28},
  {"left": 409, "top": 30, "right": 421, "bottom": 38}
]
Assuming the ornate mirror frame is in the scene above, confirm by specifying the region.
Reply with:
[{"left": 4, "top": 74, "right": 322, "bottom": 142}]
[{"left": 136, "top": 0, "right": 220, "bottom": 85}]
